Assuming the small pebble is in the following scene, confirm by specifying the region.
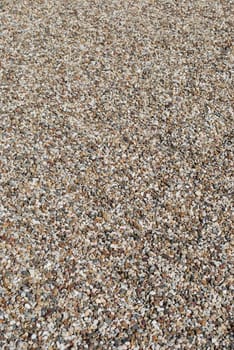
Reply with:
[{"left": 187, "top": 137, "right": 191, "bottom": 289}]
[{"left": 0, "top": 1, "right": 232, "bottom": 349}]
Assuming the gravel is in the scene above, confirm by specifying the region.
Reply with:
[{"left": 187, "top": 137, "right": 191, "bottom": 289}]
[{"left": 0, "top": 0, "right": 233, "bottom": 349}]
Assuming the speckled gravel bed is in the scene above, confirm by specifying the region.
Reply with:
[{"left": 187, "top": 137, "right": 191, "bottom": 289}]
[{"left": 0, "top": 1, "right": 233, "bottom": 349}]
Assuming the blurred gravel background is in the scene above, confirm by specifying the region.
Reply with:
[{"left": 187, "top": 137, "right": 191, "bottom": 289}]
[{"left": 0, "top": 0, "right": 233, "bottom": 349}]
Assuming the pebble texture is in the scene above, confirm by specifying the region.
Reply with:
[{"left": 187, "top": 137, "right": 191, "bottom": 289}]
[{"left": 0, "top": 1, "right": 233, "bottom": 349}]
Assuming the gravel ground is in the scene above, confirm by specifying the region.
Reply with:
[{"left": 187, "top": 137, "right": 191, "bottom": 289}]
[{"left": 0, "top": 1, "right": 233, "bottom": 349}]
